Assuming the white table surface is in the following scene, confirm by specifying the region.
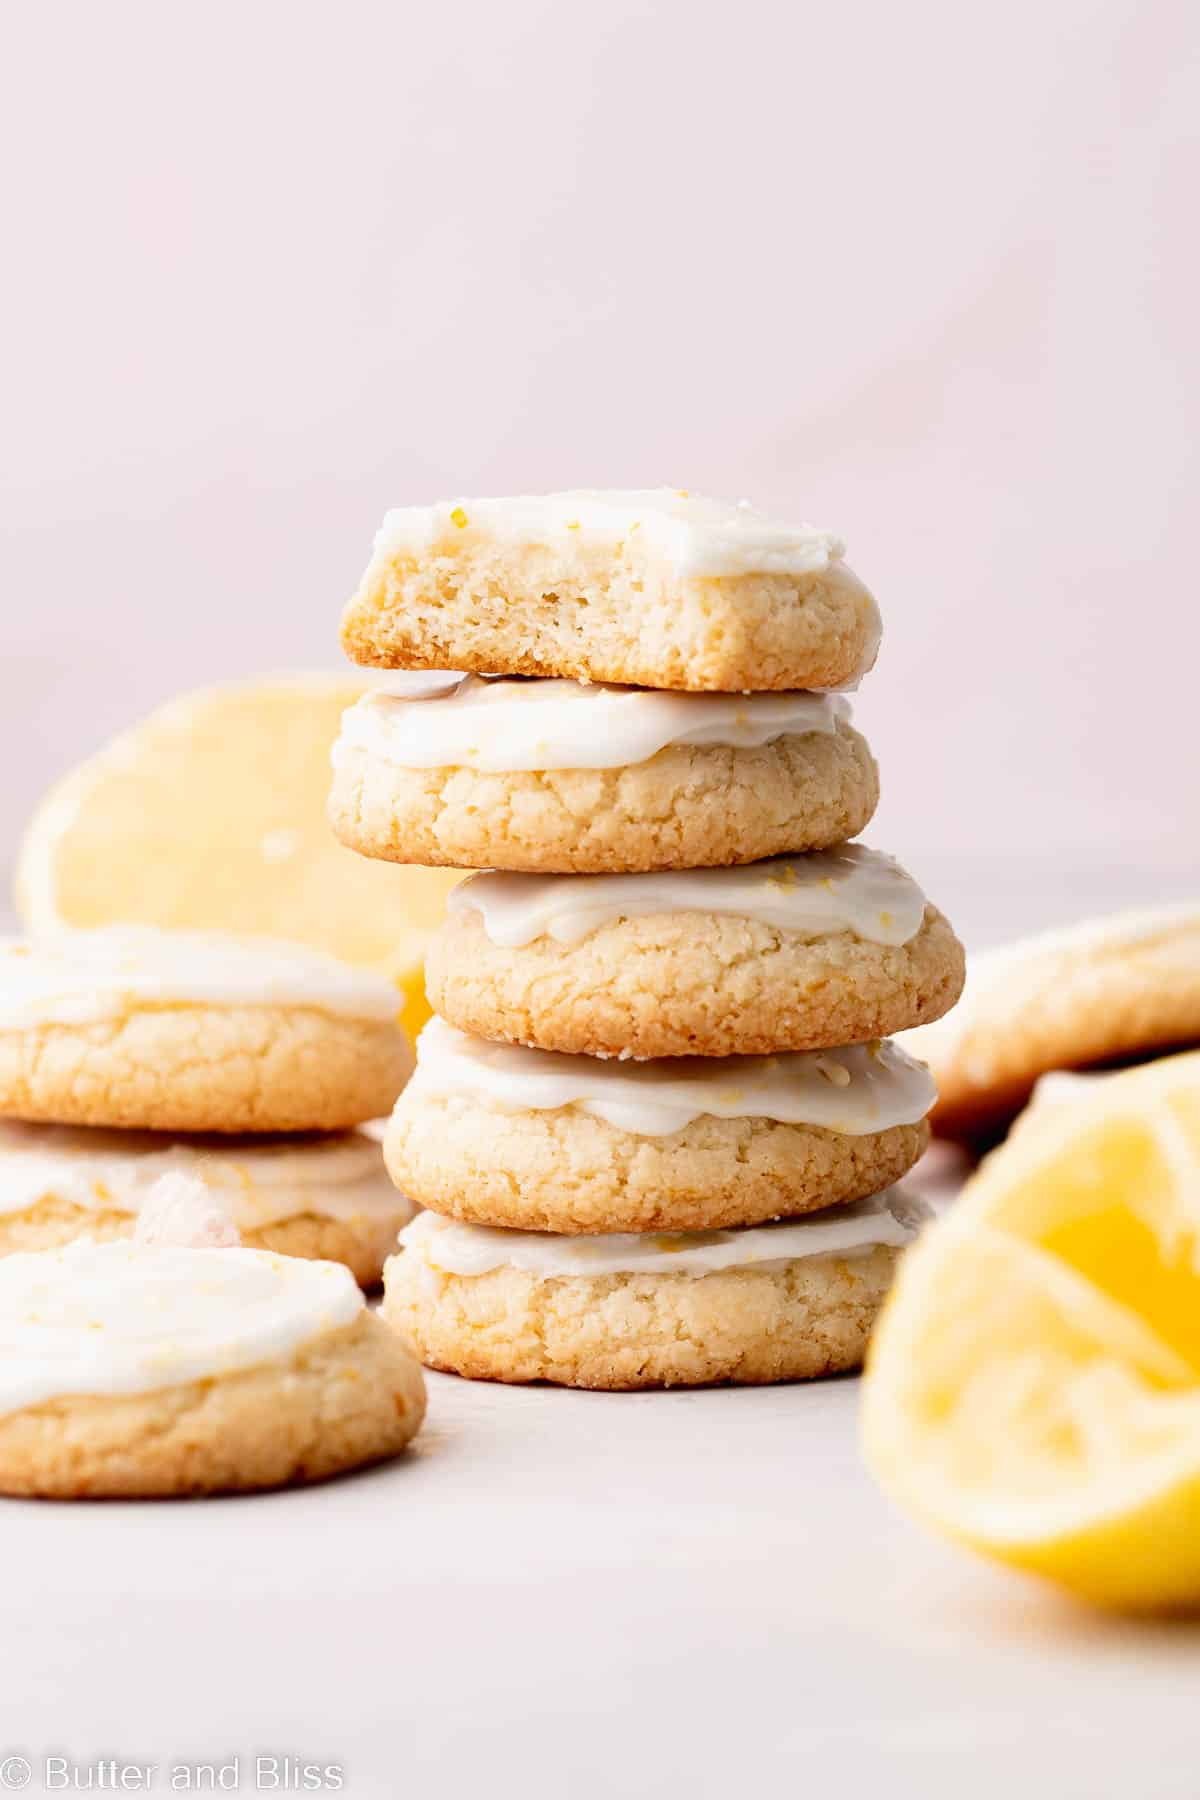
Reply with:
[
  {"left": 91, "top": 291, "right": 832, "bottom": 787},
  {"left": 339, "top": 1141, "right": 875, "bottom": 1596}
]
[
  {"left": 3, "top": 863, "right": 1199, "bottom": 1798},
  {"left": 5, "top": 1358, "right": 1200, "bottom": 1800}
]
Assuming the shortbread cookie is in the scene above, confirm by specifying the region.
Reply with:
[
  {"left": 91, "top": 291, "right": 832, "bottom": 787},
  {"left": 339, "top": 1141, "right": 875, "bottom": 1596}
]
[
  {"left": 904, "top": 904, "right": 1200, "bottom": 1140},
  {"left": 330, "top": 677, "right": 878, "bottom": 873},
  {"left": 0, "top": 1240, "right": 426, "bottom": 1496},
  {"left": 0, "top": 1122, "right": 416, "bottom": 1286},
  {"left": 341, "top": 489, "right": 881, "bottom": 693},
  {"left": 385, "top": 1018, "right": 934, "bottom": 1231},
  {"left": 383, "top": 1190, "right": 924, "bottom": 1388},
  {"left": 0, "top": 930, "right": 411, "bottom": 1134},
  {"left": 429, "top": 848, "right": 965, "bottom": 1057}
]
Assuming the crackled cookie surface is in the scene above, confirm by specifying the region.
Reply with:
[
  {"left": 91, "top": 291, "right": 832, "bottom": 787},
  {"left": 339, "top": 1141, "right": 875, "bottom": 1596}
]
[
  {"left": 0, "top": 1121, "right": 415, "bottom": 1285},
  {"left": 904, "top": 904, "right": 1200, "bottom": 1140},
  {"left": 382, "top": 1190, "right": 924, "bottom": 1388},
  {"left": 0, "top": 929, "right": 411, "bottom": 1133},
  {"left": 330, "top": 677, "right": 878, "bottom": 873},
  {"left": 429, "top": 848, "right": 964, "bottom": 1057},
  {"left": 0, "top": 1240, "right": 426, "bottom": 1496},
  {"left": 341, "top": 489, "right": 881, "bottom": 692},
  {"left": 384, "top": 1019, "right": 934, "bottom": 1232}
]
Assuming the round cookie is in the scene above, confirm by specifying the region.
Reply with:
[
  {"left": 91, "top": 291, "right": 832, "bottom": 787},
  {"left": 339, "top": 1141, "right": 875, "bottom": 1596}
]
[
  {"left": 382, "top": 1191, "right": 924, "bottom": 1388},
  {"left": 428, "top": 849, "right": 965, "bottom": 1058},
  {"left": 329, "top": 677, "right": 877, "bottom": 874},
  {"left": 0, "top": 929, "right": 412, "bottom": 1134},
  {"left": 0, "top": 1122, "right": 416, "bottom": 1286},
  {"left": 904, "top": 904, "right": 1200, "bottom": 1141},
  {"left": 0, "top": 1240, "right": 426, "bottom": 1496},
  {"left": 384, "top": 1019, "right": 935, "bottom": 1232},
  {"left": 341, "top": 488, "right": 881, "bottom": 694}
]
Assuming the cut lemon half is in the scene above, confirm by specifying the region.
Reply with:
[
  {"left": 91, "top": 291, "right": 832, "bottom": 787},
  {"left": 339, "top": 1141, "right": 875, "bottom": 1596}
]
[
  {"left": 862, "top": 1050, "right": 1200, "bottom": 1609},
  {"left": 15, "top": 674, "right": 461, "bottom": 1038}
]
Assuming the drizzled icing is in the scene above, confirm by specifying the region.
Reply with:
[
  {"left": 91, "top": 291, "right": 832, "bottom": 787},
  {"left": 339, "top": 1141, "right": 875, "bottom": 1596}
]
[
  {"left": 372, "top": 489, "right": 847, "bottom": 580},
  {"left": 0, "top": 929, "right": 402, "bottom": 1030},
  {"left": 333, "top": 677, "right": 848, "bottom": 775},
  {"left": 448, "top": 845, "right": 926, "bottom": 950},
  {"left": 0, "top": 1240, "right": 363, "bottom": 1415},
  {"left": 407, "top": 1017, "right": 935, "bottom": 1137},
  {"left": 399, "top": 1189, "right": 925, "bottom": 1279},
  {"left": 0, "top": 1120, "right": 415, "bottom": 1230}
]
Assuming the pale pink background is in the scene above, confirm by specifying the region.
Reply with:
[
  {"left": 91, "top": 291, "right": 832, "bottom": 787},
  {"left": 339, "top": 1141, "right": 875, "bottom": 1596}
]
[{"left": 3, "top": 0, "right": 1197, "bottom": 935}]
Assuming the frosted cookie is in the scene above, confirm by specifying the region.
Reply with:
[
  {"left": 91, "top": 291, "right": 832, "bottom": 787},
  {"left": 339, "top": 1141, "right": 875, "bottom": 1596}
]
[
  {"left": 382, "top": 1189, "right": 925, "bottom": 1388},
  {"left": 341, "top": 489, "right": 880, "bottom": 693},
  {"left": 0, "top": 1122, "right": 417, "bottom": 1286},
  {"left": 0, "top": 929, "right": 411, "bottom": 1134},
  {"left": 904, "top": 904, "right": 1200, "bottom": 1141},
  {"left": 428, "top": 847, "right": 965, "bottom": 1057},
  {"left": 0, "top": 1239, "right": 426, "bottom": 1496},
  {"left": 330, "top": 676, "right": 878, "bottom": 873},
  {"left": 384, "top": 1018, "right": 935, "bottom": 1232}
]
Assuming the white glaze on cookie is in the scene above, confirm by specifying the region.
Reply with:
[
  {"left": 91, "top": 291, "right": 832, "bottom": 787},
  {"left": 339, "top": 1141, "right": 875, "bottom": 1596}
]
[
  {"left": 132, "top": 1173, "right": 242, "bottom": 1248},
  {"left": 0, "top": 929, "right": 401, "bottom": 1029},
  {"left": 448, "top": 845, "right": 926, "bottom": 949},
  {"left": 408, "top": 1018, "right": 935, "bottom": 1137},
  {"left": 399, "top": 1188, "right": 925, "bottom": 1279},
  {"left": 0, "top": 1121, "right": 414, "bottom": 1229},
  {"left": 334, "top": 677, "right": 848, "bottom": 775},
  {"left": 0, "top": 1240, "right": 363, "bottom": 1414},
  {"left": 372, "top": 489, "right": 847, "bottom": 579}
]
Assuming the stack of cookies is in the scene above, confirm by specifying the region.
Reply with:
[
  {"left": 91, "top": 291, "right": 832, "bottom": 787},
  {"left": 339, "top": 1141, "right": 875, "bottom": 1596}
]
[
  {"left": 331, "top": 489, "right": 965, "bottom": 1387},
  {"left": 0, "top": 927, "right": 416, "bottom": 1285}
]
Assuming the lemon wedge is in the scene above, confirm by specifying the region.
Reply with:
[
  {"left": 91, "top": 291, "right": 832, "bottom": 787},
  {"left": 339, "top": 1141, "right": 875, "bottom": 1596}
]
[
  {"left": 14, "top": 674, "right": 462, "bottom": 1037},
  {"left": 862, "top": 1050, "right": 1200, "bottom": 1609}
]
